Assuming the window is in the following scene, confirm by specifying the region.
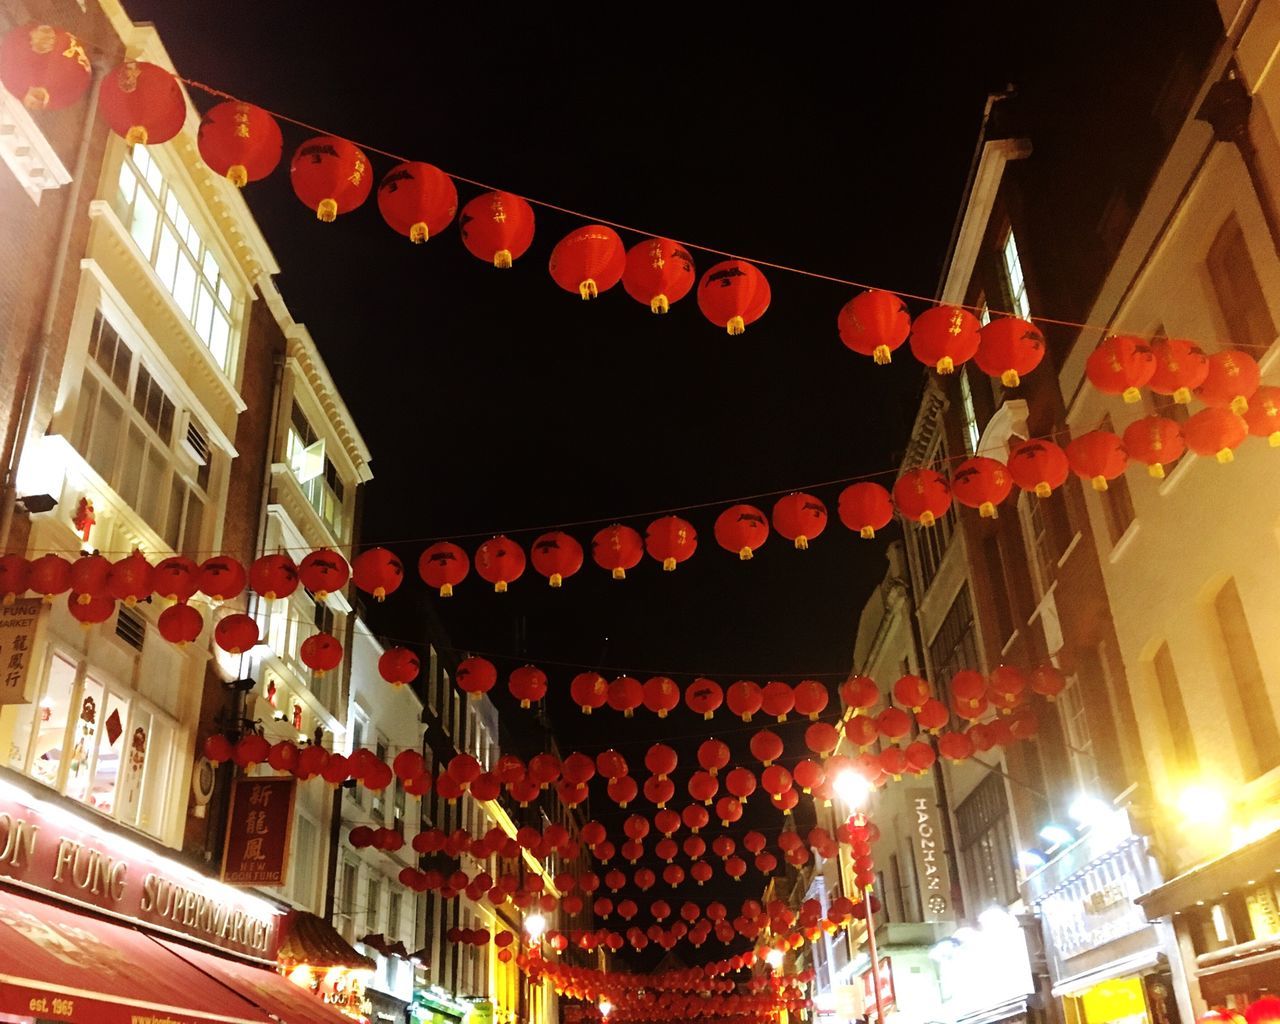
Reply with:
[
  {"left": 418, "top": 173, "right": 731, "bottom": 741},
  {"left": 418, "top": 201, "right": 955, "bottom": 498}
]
[
  {"left": 373, "top": 739, "right": 388, "bottom": 821},
  {"left": 928, "top": 584, "right": 980, "bottom": 681},
  {"left": 1019, "top": 492, "right": 1056, "bottom": 598},
  {"left": 337, "top": 858, "right": 359, "bottom": 940},
  {"left": 956, "top": 772, "right": 1018, "bottom": 909},
  {"left": 1150, "top": 643, "right": 1196, "bottom": 777},
  {"left": 366, "top": 876, "right": 382, "bottom": 934},
  {"left": 115, "top": 144, "right": 237, "bottom": 369},
  {"left": 285, "top": 402, "right": 346, "bottom": 537},
  {"left": 291, "top": 814, "right": 318, "bottom": 911},
  {"left": 387, "top": 891, "right": 402, "bottom": 944},
  {"left": 959, "top": 369, "right": 981, "bottom": 454},
  {"left": 1206, "top": 214, "right": 1276, "bottom": 353},
  {"left": 1001, "top": 229, "right": 1031, "bottom": 320},
  {"left": 1059, "top": 673, "right": 1101, "bottom": 794},
  {"left": 1096, "top": 416, "right": 1135, "bottom": 545},
  {"left": 980, "top": 535, "right": 1018, "bottom": 647},
  {"left": 1213, "top": 580, "right": 1279, "bottom": 777}
]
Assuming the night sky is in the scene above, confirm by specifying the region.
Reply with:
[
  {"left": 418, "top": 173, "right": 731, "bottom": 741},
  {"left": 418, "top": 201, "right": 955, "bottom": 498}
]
[{"left": 121, "top": 1, "right": 1156, "bottom": 965}]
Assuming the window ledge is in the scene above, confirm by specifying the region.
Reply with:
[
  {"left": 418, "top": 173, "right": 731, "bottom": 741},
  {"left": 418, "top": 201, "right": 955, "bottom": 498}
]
[
  {"left": 1056, "top": 531, "right": 1082, "bottom": 569},
  {"left": 1027, "top": 580, "right": 1059, "bottom": 628},
  {"left": 1107, "top": 519, "right": 1141, "bottom": 564},
  {"left": 1157, "top": 454, "right": 1195, "bottom": 496},
  {"left": 0, "top": 90, "right": 72, "bottom": 202},
  {"left": 1000, "top": 628, "right": 1022, "bottom": 659}
]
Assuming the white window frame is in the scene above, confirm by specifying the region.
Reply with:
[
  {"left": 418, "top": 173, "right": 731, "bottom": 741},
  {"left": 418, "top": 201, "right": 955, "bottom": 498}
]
[
  {"left": 1001, "top": 229, "right": 1031, "bottom": 320},
  {"left": 1059, "top": 673, "right": 1100, "bottom": 795}
]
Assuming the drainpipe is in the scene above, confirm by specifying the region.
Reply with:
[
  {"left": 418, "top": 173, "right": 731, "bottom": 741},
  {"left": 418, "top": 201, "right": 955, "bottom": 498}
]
[{"left": 0, "top": 64, "right": 105, "bottom": 552}]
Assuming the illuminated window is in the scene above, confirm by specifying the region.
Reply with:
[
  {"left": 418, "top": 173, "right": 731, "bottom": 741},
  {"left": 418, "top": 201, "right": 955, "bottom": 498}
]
[
  {"left": 387, "top": 891, "right": 402, "bottom": 944},
  {"left": 1058, "top": 673, "right": 1100, "bottom": 794},
  {"left": 959, "top": 369, "right": 980, "bottom": 454},
  {"left": 285, "top": 402, "right": 346, "bottom": 538},
  {"left": 928, "top": 584, "right": 980, "bottom": 681},
  {"left": 956, "top": 773, "right": 1018, "bottom": 908},
  {"left": 1213, "top": 579, "right": 1280, "bottom": 777},
  {"left": 1001, "top": 230, "right": 1031, "bottom": 319},
  {"left": 115, "top": 144, "right": 238, "bottom": 370}
]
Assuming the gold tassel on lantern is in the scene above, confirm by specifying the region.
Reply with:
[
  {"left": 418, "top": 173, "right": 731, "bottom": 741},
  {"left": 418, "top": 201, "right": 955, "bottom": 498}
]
[
  {"left": 873, "top": 345, "right": 891, "bottom": 366},
  {"left": 1231, "top": 396, "right": 1249, "bottom": 415},
  {"left": 1173, "top": 386, "right": 1191, "bottom": 404},
  {"left": 409, "top": 221, "right": 429, "bottom": 244},
  {"left": 936, "top": 357, "right": 955, "bottom": 374},
  {"left": 1035, "top": 482, "right": 1053, "bottom": 498},
  {"left": 1216, "top": 448, "right": 1234, "bottom": 463},
  {"left": 494, "top": 580, "right": 507, "bottom": 593},
  {"left": 918, "top": 511, "right": 936, "bottom": 527},
  {"left": 493, "top": 249, "right": 512, "bottom": 268},
  {"left": 316, "top": 198, "right": 338, "bottom": 222},
  {"left": 1148, "top": 463, "right": 1165, "bottom": 478},
  {"left": 979, "top": 502, "right": 997, "bottom": 518},
  {"left": 1122, "top": 386, "right": 1141, "bottom": 403},
  {"left": 612, "top": 568, "right": 626, "bottom": 580},
  {"left": 1091, "top": 475, "right": 1109, "bottom": 491},
  {"left": 226, "top": 164, "right": 248, "bottom": 188},
  {"left": 1001, "top": 370, "right": 1021, "bottom": 387},
  {"left": 738, "top": 546, "right": 753, "bottom": 560},
  {"left": 727, "top": 316, "right": 746, "bottom": 335},
  {"left": 549, "top": 573, "right": 563, "bottom": 588},
  {"left": 662, "top": 557, "right": 676, "bottom": 571},
  {"left": 793, "top": 536, "right": 809, "bottom": 550},
  {"left": 125, "top": 125, "right": 148, "bottom": 146},
  {"left": 440, "top": 583, "right": 453, "bottom": 597},
  {"left": 579, "top": 279, "right": 598, "bottom": 300},
  {"left": 650, "top": 295, "right": 669, "bottom": 314},
  {"left": 23, "top": 86, "right": 50, "bottom": 109},
  {"left": 860, "top": 526, "right": 876, "bottom": 539}
]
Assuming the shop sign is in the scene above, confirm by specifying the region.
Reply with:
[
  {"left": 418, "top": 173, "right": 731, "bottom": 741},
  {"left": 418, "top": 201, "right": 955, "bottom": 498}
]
[
  {"left": 1245, "top": 882, "right": 1280, "bottom": 942},
  {"left": 859, "top": 957, "right": 895, "bottom": 1018},
  {"left": 0, "top": 775, "right": 280, "bottom": 957},
  {"left": 905, "top": 786, "right": 953, "bottom": 921},
  {"left": 222, "top": 776, "right": 296, "bottom": 887},
  {"left": 0, "top": 598, "right": 41, "bottom": 705}
]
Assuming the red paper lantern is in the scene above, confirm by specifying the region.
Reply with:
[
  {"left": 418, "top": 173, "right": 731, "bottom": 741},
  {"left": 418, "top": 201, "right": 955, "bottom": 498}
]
[
  {"left": 725, "top": 768, "right": 756, "bottom": 801},
  {"left": 158, "top": 603, "right": 203, "bottom": 646},
  {"left": 697, "top": 259, "right": 770, "bottom": 335},
  {"left": 298, "top": 549, "right": 349, "bottom": 600},
  {"left": 714, "top": 504, "right": 769, "bottom": 560},
  {"left": 197, "top": 101, "right": 282, "bottom": 187},
  {"left": 909, "top": 305, "right": 981, "bottom": 374},
  {"left": 761, "top": 681, "right": 795, "bottom": 722},
  {"left": 1184, "top": 407, "right": 1248, "bottom": 463},
  {"left": 476, "top": 535, "right": 525, "bottom": 592},
  {"left": 353, "top": 547, "right": 404, "bottom": 601},
  {"left": 892, "top": 674, "right": 931, "bottom": 713},
  {"left": 804, "top": 722, "right": 840, "bottom": 758},
  {"left": 698, "top": 738, "right": 730, "bottom": 775},
  {"left": 196, "top": 556, "right": 245, "bottom": 602},
  {"left": 1148, "top": 337, "right": 1209, "bottom": 404},
  {"left": 418, "top": 541, "right": 469, "bottom": 597},
  {"left": 771, "top": 493, "right": 827, "bottom": 550},
  {"left": 975, "top": 316, "right": 1044, "bottom": 387},
  {"left": 0, "top": 23, "right": 91, "bottom": 110},
  {"left": 643, "top": 676, "right": 680, "bottom": 718},
  {"left": 749, "top": 730, "right": 784, "bottom": 767},
  {"left": 623, "top": 238, "right": 696, "bottom": 313},
  {"left": 717, "top": 798, "right": 744, "bottom": 827},
  {"left": 950, "top": 457, "right": 1013, "bottom": 518},
  {"left": 214, "top": 613, "right": 259, "bottom": 655},
  {"left": 644, "top": 776, "right": 675, "bottom": 807},
  {"left": 1122, "top": 415, "right": 1185, "bottom": 478},
  {"left": 571, "top": 671, "right": 609, "bottom": 714},
  {"left": 1067, "top": 430, "right": 1128, "bottom": 491},
  {"left": 607, "top": 675, "right": 643, "bottom": 717},
  {"left": 1086, "top": 334, "right": 1156, "bottom": 402},
  {"left": 249, "top": 554, "right": 298, "bottom": 600},
  {"left": 1030, "top": 664, "right": 1066, "bottom": 701},
  {"left": 878, "top": 746, "right": 909, "bottom": 779},
  {"left": 645, "top": 743, "right": 678, "bottom": 780},
  {"left": 68, "top": 594, "right": 114, "bottom": 627},
  {"left": 459, "top": 190, "right": 536, "bottom": 268},
  {"left": 837, "top": 289, "right": 910, "bottom": 365},
  {"left": 607, "top": 776, "right": 638, "bottom": 806},
  {"left": 457, "top": 657, "right": 498, "bottom": 699},
  {"left": 726, "top": 680, "right": 763, "bottom": 722},
  {"left": 0, "top": 555, "right": 28, "bottom": 603},
  {"left": 950, "top": 669, "right": 987, "bottom": 711},
  {"left": 1245, "top": 385, "right": 1280, "bottom": 446},
  {"left": 840, "top": 675, "right": 881, "bottom": 713},
  {"left": 99, "top": 61, "right": 184, "bottom": 146},
  {"left": 1198, "top": 348, "right": 1261, "bottom": 414},
  {"left": 644, "top": 515, "right": 697, "bottom": 571},
  {"left": 793, "top": 759, "right": 825, "bottom": 793},
  {"left": 550, "top": 225, "right": 626, "bottom": 300},
  {"left": 234, "top": 734, "right": 271, "bottom": 769},
  {"left": 106, "top": 551, "right": 153, "bottom": 606},
  {"left": 290, "top": 135, "right": 372, "bottom": 221},
  {"left": 296, "top": 745, "right": 329, "bottom": 779},
  {"left": 27, "top": 553, "right": 71, "bottom": 600},
  {"left": 684, "top": 677, "right": 723, "bottom": 719},
  {"left": 151, "top": 556, "right": 198, "bottom": 603},
  {"left": 683, "top": 804, "right": 710, "bottom": 834},
  {"left": 529, "top": 530, "right": 583, "bottom": 588},
  {"left": 508, "top": 665, "right": 548, "bottom": 708},
  {"left": 793, "top": 680, "right": 829, "bottom": 720},
  {"left": 915, "top": 698, "right": 949, "bottom": 733},
  {"left": 379, "top": 647, "right": 421, "bottom": 685},
  {"left": 301, "top": 632, "right": 343, "bottom": 675},
  {"left": 904, "top": 741, "right": 936, "bottom": 774},
  {"left": 892, "top": 468, "right": 951, "bottom": 527},
  {"left": 689, "top": 771, "right": 718, "bottom": 804},
  {"left": 592, "top": 524, "right": 643, "bottom": 580},
  {"left": 1008, "top": 438, "right": 1071, "bottom": 497},
  {"left": 989, "top": 665, "right": 1027, "bottom": 713},
  {"left": 762, "top": 765, "right": 793, "bottom": 796},
  {"left": 377, "top": 161, "right": 457, "bottom": 243},
  {"left": 876, "top": 707, "right": 912, "bottom": 742},
  {"left": 937, "top": 731, "right": 974, "bottom": 761}
]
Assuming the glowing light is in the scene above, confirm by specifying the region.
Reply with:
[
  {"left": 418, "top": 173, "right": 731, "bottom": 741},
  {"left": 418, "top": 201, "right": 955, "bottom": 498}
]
[
  {"left": 978, "top": 905, "right": 1017, "bottom": 932},
  {"left": 600, "top": 1001, "right": 613, "bottom": 1017},
  {"left": 524, "top": 913, "right": 546, "bottom": 940},
  {"left": 765, "top": 948, "right": 785, "bottom": 969},
  {"left": 1016, "top": 849, "right": 1047, "bottom": 871},
  {"left": 1038, "top": 824, "right": 1074, "bottom": 848},
  {"left": 1177, "top": 783, "right": 1229, "bottom": 827},
  {"left": 1067, "top": 795, "right": 1110, "bottom": 827},
  {"left": 833, "top": 770, "right": 871, "bottom": 808}
]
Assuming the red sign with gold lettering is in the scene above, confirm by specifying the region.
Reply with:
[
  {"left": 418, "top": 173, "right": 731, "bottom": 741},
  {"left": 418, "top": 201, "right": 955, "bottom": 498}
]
[{"left": 221, "top": 776, "right": 296, "bottom": 887}]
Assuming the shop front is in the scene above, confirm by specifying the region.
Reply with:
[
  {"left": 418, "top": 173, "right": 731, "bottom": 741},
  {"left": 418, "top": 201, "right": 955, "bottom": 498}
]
[
  {"left": 930, "top": 907, "right": 1039, "bottom": 1024},
  {"left": 1024, "top": 806, "right": 1188, "bottom": 1024},
  {"left": 0, "top": 765, "right": 356, "bottom": 1023},
  {"left": 410, "top": 985, "right": 471, "bottom": 1024}
]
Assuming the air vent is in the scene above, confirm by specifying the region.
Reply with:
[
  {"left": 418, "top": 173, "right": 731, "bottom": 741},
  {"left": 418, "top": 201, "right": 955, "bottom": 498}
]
[
  {"left": 115, "top": 606, "right": 146, "bottom": 650},
  {"left": 182, "top": 418, "right": 211, "bottom": 467}
]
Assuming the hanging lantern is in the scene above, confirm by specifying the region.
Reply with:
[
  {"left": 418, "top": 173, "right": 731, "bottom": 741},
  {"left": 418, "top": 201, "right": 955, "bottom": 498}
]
[
  {"left": 909, "top": 305, "right": 981, "bottom": 374},
  {"left": 508, "top": 665, "right": 548, "bottom": 708},
  {"left": 975, "top": 316, "right": 1044, "bottom": 387},
  {"left": 878, "top": 747, "right": 909, "bottom": 780},
  {"left": 689, "top": 771, "right": 718, "bottom": 805},
  {"left": 290, "top": 135, "right": 372, "bottom": 222},
  {"left": 749, "top": 730, "right": 784, "bottom": 767},
  {"left": 457, "top": 657, "right": 498, "bottom": 699},
  {"left": 988, "top": 666, "right": 1027, "bottom": 714},
  {"left": 106, "top": 551, "right": 153, "bottom": 606},
  {"left": 351, "top": 547, "right": 403, "bottom": 602},
  {"left": 645, "top": 743, "right": 678, "bottom": 780},
  {"left": 725, "top": 767, "right": 756, "bottom": 803},
  {"left": 793, "top": 680, "right": 828, "bottom": 720},
  {"left": 1007, "top": 438, "right": 1071, "bottom": 497},
  {"left": 476, "top": 535, "right": 525, "bottom": 593},
  {"left": 379, "top": 647, "right": 421, "bottom": 685},
  {"left": 1148, "top": 337, "right": 1209, "bottom": 404},
  {"left": 793, "top": 759, "right": 825, "bottom": 793},
  {"left": 892, "top": 468, "right": 951, "bottom": 527},
  {"left": 761, "top": 681, "right": 795, "bottom": 722},
  {"left": 1067, "top": 430, "right": 1128, "bottom": 491},
  {"left": 644, "top": 515, "right": 697, "bottom": 571},
  {"left": 592, "top": 523, "right": 643, "bottom": 580},
  {"left": 1184, "top": 407, "right": 1248, "bottom": 463},
  {"left": 622, "top": 237, "right": 695, "bottom": 313},
  {"left": 698, "top": 738, "right": 730, "bottom": 775},
  {"left": 683, "top": 805, "right": 711, "bottom": 834},
  {"left": 234, "top": 734, "right": 271, "bottom": 769},
  {"left": 771, "top": 492, "right": 827, "bottom": 550},
  {"left": 840, "top": 675, "right": 881, "bottom": 714},
  {"left": 69, "top": 594, "right": 115, "bottom": 628},
  {"left": 27, "top": 553, "right": 71, "bottom": 601},
  {"left": 685, "top": 677, "right": 723, "bottom": 720},
  {"left": 1029, "top": 664, "right": 1066, "bottom": 701},
  {"left": 152, "top": 555, "right": 199, "bottom": 603},
  {"left": 213, "top": 613, "right": 259, "bottom": 655},
  {"left": 596, "top": 749, "right": 628, "bottom": 780},
  {"left": 300, "top": 632, "right": 343, "bottom": 675},
  {"left": 1122, "top": 416, "right": 1185, "bottom": 478},
  {"left": 876, "top": 707, "right": 912, "bottom": 742},
  {"left": 570, "top": 671, "right": 608, "bottom": 714},
  {"left": 1245, "top": 385, "right": 1280, "bottom": 446},
  {"left": 904, "top": 742, "right": 936, "bottom": 774},
  {"left": 714, "top": 504, "right": 769, "bottom": 560},
  {"left": 68, "top": 554, "right": 111, "bottom": 605},
  {"left": 726, "top": 680, "right": 763, "bottom": 722},
  {"left": 549, "top": 225, "right": 626, "bottom": 300},
  {"left": 717, "top": 797, "right": 745, "bottom": 828},
  {"left": 836, "top": 289, "right": 911, "bottom": 365},
  {"left": 0, "top": 555, "right": 28, "bottom": 604},
  {"left": 298, "top": 549, "right": 350, "bottom": 600},
  {"left": 99, "top": 61, "right": 185, "bottom": 146},
  {"left": 762, "top": 765, "right": 793, "bottom": 798},
  {"left": 377, "top": 161, "right": 457, "bottom": 243},
  {"left": 529, "top": 530, "right": 583, "bottom": 588},
  {"left": 1085, "top": 334, "right": 1155, "bottom": 402},
  {"left": 804, "top": 722, "right": 840, "bottom": 758},
  {"left": 158, "top": 603, "right": 203, "bottom": 646},
  {"left": 642, "top": 676, "right": 680, "bottom": 718},
  {"left": 459, "top": 190, "right": 536, "bottom": 268},
  {"left": 249, "top": 553, "right": 299, "bottom": 600},
  {"left": 834, "top": 481, "right": 892, "bottom": 539},
  {"left": 644, "top": 776, "right": 675, "bottom": 807},
  {"left": 892, "top": 674, "right": 931, "bottom": 713},
  {"left": 937, "top": 731, "right": 974, "bottom": 762},
  {"left": 197, "top": 555, "right": 246, "bottom": 602},
  {"left": 197, "top": 101, "right": 282, "bottom": 187},
  {"left": 915, "top": 698, "right": 949, "bottom": 733},
  {"left": 0, "top": 23, "right": 91, "bottom": 110},
  {"left": 1197, "top": 348, "right": 1261, "bottom": 414},
  {"left": 697, "top": 259, "right": 770, "bottom": 335},
  {"left": 607, "top": 776, "right": 638, "bottom": 806},
  {"left": 607, "top": 675, "right": 644, "bottom": 717},
  {"left": 418, "top": 541, "right": 469, "bottom": 597},
  {"left": 950, "top": 456, "right": 1013, "bottom": 518},
  {"left": 950, "top": 670, "right": 987, "bottom": 715}
]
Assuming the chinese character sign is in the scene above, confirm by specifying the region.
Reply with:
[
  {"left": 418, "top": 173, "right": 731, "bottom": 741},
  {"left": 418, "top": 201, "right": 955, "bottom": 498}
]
[
  {"left": 222, "top": 776, "right": 296, "bottom": 886},
  {"left": 0, "top": 598, "right": 41, "bottom": 705}
]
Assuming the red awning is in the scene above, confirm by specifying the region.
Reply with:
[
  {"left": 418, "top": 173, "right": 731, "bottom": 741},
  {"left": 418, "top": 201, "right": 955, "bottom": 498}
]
[
  {"left": 0, "top": 885, "right": 271, "bottom": 1024},
  {"left": 156, "top": 936, "right": 361, "bottom": 1024}
]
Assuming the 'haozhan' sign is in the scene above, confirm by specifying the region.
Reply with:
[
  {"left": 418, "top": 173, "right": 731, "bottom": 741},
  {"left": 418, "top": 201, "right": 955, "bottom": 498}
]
[{"left": 906, "top": 786, "right": 954, "bottom": 922}]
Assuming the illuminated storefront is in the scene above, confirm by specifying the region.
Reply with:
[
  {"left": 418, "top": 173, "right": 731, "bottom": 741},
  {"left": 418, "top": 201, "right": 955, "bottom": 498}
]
[
  {"left": 411, "top": 985, "right": 473, "bottom": 1024},
  {"left": 931, "top": 907, "right": 1038, "bottom": 1024}
]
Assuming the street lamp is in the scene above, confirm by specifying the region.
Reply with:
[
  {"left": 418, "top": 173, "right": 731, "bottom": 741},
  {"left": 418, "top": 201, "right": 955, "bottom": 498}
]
[
  {"left": 833, "top": 769, "right": 884, "bottom": 1024},
  {"left": 599, "top": 1001, "right": 613, "bottom": 1018},
  {"left": 765, "top": 948, "right": 785, "bottom": 970},
  {"left": 524, "top": 913, "right": 546, "bottom": 942},
  {"left": 833, "top": 769, "right": 871, "bottom": 809}
]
